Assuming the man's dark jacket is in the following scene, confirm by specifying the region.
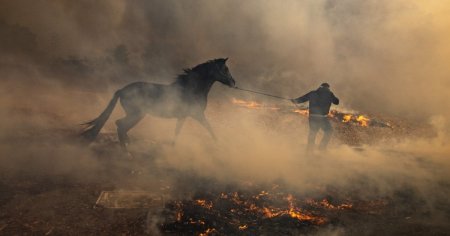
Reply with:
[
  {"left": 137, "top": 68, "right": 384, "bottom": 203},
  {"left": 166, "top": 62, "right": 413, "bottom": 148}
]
[{"left": 293, "top": 87, "right": 339, "bottom": 115}]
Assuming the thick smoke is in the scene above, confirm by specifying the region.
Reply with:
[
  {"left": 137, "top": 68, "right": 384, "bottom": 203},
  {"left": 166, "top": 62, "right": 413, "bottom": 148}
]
[
  {"left": 1, "top": 0, "right": 449, "bottom": 118},
  {"left": 1, "top": 0, "right": 449, "bottom": 234}
]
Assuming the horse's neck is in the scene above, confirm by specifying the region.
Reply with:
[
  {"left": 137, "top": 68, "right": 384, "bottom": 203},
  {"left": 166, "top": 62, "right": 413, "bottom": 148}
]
[
  {"left": 181, "top": 74, "right": 216, "bottom": 96},
  {"left": 198, "top": 77, "right": 215, "bottom": 95}
]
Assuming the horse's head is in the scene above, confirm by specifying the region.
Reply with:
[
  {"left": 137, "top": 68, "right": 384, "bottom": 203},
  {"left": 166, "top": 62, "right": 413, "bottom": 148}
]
[{"left": 210, "top": 58, "right": 236, "bottom": 88}]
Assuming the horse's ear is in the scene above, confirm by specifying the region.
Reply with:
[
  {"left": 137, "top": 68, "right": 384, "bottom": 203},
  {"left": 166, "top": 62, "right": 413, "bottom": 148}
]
[
  {"left": 218, "top": 57, "right": 228, "bottom": 65},
  {"left": 216, "top": 58, "right": 227, "bottom": 65}
]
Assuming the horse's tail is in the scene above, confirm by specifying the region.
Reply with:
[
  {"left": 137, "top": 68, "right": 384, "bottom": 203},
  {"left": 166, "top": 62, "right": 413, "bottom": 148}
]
[{"left": 81, "top": 90, "right": 121, "bottom": 143}]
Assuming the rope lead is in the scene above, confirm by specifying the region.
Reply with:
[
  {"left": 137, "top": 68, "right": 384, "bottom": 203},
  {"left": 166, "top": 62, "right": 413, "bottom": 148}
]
[
  {"left": 233, "top": 86, "right": 306, "bottom": 110},
  {"left": 233, "top": 87, "right": 290, "bottom": 100}
]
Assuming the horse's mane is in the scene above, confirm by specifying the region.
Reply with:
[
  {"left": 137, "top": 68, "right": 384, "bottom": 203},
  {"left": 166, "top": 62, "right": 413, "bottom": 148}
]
[{"left": 175, "top": 58, "right": 223, "bottom": 83}]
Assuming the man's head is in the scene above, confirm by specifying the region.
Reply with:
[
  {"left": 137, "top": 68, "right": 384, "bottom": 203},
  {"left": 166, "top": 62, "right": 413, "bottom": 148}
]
[{"left": 320, "top": 82, "right": 330, "bottom": 88}]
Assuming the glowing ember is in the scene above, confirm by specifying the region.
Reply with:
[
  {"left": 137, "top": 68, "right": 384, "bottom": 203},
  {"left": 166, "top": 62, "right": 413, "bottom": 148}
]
[
  {"left": 225, "top": 191, "right": 327, "bottom": 224},
  {"left": 343, "top": 114, "right": 352, "bottom": 123},
  {"left": 160, "top": 183, "right": 390, "bottom": 235},
  {"left": 195, "top": 199, "right": 213, "bottom": 210},
  {"left": 189, "top": 219, "right": 206, "bottom": 225},
  {"left": 231, "top": 98, "right": 391, "bottom": 128},
  {"left": 238, "top": 225, "right": 248, "bottom": 230},
  {"left": 232, "top": 98, "right": 280, "bottom": 110},
  {"left": 199, "top": 228, "right": 217, "bottom": 236},
  {"left": 176, "top": 213, "right": 182, "bottom": 221},
  {"left": 286, "top": 194, "right": 326, "bottom": 224},
  {"left": 306, "top": 198, "right": 353, "bottom": 210},
  {"left": 293, "top": 109, "right": 309, "bottom": 116},
  {"left": 175, "top": 201, "right": 183, "bottom": 221},
  {"left": 356, "top": 115, "right": 370, "bottom": 127}
]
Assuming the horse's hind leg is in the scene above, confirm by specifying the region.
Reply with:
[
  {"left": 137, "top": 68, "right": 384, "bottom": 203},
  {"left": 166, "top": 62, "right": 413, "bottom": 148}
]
[{"left": 116, "top": 112, "right": 144, "bottom": 150}]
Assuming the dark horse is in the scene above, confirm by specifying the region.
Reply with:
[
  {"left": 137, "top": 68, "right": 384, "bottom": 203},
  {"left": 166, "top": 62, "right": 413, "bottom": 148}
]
[{"left": 82, "top": 58, "right": 236, "bottom": 150}]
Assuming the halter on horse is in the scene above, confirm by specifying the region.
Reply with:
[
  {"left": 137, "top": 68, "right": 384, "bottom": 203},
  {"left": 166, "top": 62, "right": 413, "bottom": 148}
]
[{"left": 82, "top": 58, "right": 236, "bottom": 150}]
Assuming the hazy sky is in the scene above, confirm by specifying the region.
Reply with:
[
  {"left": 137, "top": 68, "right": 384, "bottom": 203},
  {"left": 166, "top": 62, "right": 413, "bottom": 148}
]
[
  {"left": 1, "top": 3, "right": 449, "bottom": 229},
  {"left": 1, "top": 0, "right": 449, "bottom": 120}
]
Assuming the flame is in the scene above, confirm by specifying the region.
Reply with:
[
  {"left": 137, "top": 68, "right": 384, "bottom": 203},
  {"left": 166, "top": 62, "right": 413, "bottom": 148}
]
[
  {"left": 248, "top": 203, "right": 258, "bottom": 211},
  {"left": 232, "top": 98, "right": 262, "bottom": 109},
  {"left": 232, "top": 98, "right": 279, "bottom": 110},
  {"left": 356, "top": 115, "right": 370, "bottom": 127},
  {"left": 262, "top": 205, "right": 325, "bottom": 224},
  {"left": 195, "top": 199, "right": 213, "bottom": 210},
  {"left": 232, "top": 98, "right": 377, "bottom": 127},
  {"left": 230, "top": 192, "right": 244, "bottom": 205},
  {"left": 219, "top": 191, "right": 326, "bottom": 224},
  {"left": 286, "top": 194, "right": 326, "bottom": 224},
  {"left": 163, "top": 184, "right": 390, "bottom": 234},
  {"left": 175, "top": 201, "right": 183, "bottom": 221},
  {"left": 330, "top": 110, "right": 372, "bottom": 127},
  {"left": 305, "top": 198, "right": 353, "bottom": 210},
  {"left": 293, "top": 109, "right": 309, "bottom": 116},
  {"left": 199, "top": 228, "right": 217, "bottom": 236},
  {"left": 259, "top": 194, "right": 326, "bottom": 224},
  {"left": 238, "top": 225, "right": 248, "bottom": 230},
  {"left": 176, "top": 211, "right": 183, "bottom": 221},
  {"left": 189, "top": 218, "right": 206, "bottom": 225},
  {"left": 293, "top": 108, "right": 371, "bottom": 128},
  {"left": 262, "top": 207, "right": 283, "bottom": 218},
  {"left": 254, "top": 190, "right": 269, "bottom": 199},
  {"left": 342, "top": 114, "right": 352, "bottom": 122}
]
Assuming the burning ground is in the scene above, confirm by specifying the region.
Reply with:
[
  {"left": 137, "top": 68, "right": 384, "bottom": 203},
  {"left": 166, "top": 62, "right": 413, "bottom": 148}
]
[
  {"left": 1, "top": 0, "right": 450, "bottom": 235},
  {"left": 0, "top": 84, "right": 449, "bottom": 235}
]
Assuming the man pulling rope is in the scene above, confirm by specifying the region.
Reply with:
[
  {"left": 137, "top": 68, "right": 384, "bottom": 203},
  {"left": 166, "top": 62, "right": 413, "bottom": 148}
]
[
  {"left": 290, "top": 83, "right": 339, "bottom": 152},
  {"left": 234, "top": 82, "right": 339, "bottom": 153}
]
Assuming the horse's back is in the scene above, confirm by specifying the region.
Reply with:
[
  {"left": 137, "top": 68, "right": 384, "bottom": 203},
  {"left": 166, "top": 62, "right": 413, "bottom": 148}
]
[
  {"left": 118, "top": 81, "right": 184, "bottom": 116},
  {"left": 120, "top": 81, "right": 177, "bottom": 98},
  {"left": 121, "top": 81, "right": 161, "bottom": 92}
]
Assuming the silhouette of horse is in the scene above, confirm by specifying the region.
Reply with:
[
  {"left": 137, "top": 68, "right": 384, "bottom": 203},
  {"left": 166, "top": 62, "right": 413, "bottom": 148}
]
[{"left": 82, "top": 58, "right": 236, "bottom": 150}]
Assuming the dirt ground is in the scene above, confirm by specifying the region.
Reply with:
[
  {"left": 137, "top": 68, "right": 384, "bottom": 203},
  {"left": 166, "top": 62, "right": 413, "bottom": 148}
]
[
  {"left": 1, "top": 152, "right": 449, "bottom": 235},
  {"left": 0, "top": 109, "right": 449, "bottom": 235}
]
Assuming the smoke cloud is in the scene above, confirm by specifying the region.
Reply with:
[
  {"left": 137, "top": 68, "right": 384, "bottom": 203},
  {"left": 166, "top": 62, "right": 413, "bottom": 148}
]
[
  {"left": 1, "top": 0, "right": 449, "bottom": 234},
  {"left": 2, "top": 0, "right": 449, "bottom": 118}
]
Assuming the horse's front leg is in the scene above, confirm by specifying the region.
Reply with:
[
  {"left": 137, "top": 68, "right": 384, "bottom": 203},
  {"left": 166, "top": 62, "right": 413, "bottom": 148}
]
[
  {"left": 193, "top": 114, "right": 217, "bottom": 141},
  {"left": 172, "top": 117, "right": 186, "bottom": 145}
]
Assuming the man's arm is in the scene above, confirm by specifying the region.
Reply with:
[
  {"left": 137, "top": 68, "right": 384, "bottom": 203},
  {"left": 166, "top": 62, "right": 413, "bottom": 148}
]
[
  {"left": 332, "top": 93, "right": 339, "bottom": 105},
  {"left": 291, "top": 92, "right": 311, "bottom": 104}
]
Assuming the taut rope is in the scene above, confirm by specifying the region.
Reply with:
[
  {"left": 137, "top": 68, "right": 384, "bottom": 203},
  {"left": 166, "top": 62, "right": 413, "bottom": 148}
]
[
  {"left": 233, "top": 86, "right": 305, "bottom": 109},
  {"left": 233, "top": 86, "right": 290, "bottom": 100}
]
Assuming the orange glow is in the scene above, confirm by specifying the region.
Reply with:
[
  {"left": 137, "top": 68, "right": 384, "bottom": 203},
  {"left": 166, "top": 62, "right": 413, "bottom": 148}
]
[
  {"left": 176, "top": 211, "right": 183, "bottom": 221},
  {"left": 195, "top": 199, "right": 213, "bottom": 210},
  {"left": 293, "top": 109, "right": 309, "bottom": 116},
  {"left": 306, "top": 198, "right": 353, "bottom": 210},
  {"left": 343, "top": 114, "right": 352, "bottom": 122},
  {"left": 238, "top": 225, "right": 248, "bottom": 230},
  {"left": 232, "top": 98, "right": 374, "bottom": 127},
  {"left": 258, "top": 194, "right": 327, "bottom": 224},
  {"left": 356, "top": 115, "right": 370, "bottom": 127},
  {"left": 232, "top": 98, "right": 279, "bottom": 110},
  {"left": 199, "top": 228, "right": 217, "bottom": 236},
  {"left": 189, "top": 219, "right": 206, "bottom": 225}
]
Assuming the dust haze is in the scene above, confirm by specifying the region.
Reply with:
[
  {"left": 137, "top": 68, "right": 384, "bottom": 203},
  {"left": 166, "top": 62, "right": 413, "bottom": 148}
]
[{"left": 1, "top": 0, "right": 450, "bottom": 234}]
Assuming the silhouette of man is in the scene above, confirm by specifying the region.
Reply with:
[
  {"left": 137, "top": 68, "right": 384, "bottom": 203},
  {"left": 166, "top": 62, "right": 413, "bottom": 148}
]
[{"left": 291, "top": 83, "right": 339, "bottom": 152}]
